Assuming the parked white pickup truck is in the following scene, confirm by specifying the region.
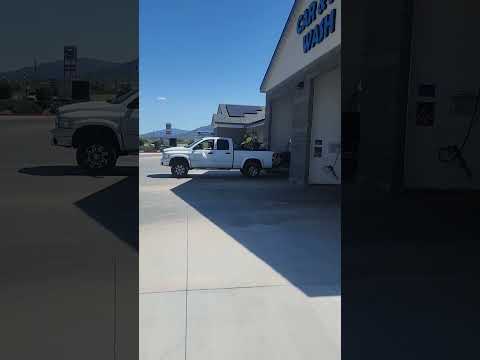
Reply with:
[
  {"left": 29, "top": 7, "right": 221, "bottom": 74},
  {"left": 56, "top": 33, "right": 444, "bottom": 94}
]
[
  {"left": 161, "top": 137, "right": 274, "bottom": 178},
  {"left": 50, "top": 89, "right": 139, "bottom": 171}
]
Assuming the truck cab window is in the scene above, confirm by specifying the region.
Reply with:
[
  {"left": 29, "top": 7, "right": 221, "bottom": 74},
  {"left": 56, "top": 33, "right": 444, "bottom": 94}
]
[
  {"left": 127, "top": 98, "right": 139, "bottom": 109},
  {"left": 216, "top": 139, "right": 230, "bottom": 150},
  {"left": 194, "top": 139, "right": 214, "bottom": 150}
]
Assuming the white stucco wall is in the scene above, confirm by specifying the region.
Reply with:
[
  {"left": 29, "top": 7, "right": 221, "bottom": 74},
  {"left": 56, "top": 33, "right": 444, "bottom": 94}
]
[
  {"left": 309, "top": 66, "right": 341, "bottom": 184},
  {"left": 404, "top": 0, "right": 480, "bottom": 189},
  {"left": 261, "top": 0, "right": 341, "bottom": 93}
]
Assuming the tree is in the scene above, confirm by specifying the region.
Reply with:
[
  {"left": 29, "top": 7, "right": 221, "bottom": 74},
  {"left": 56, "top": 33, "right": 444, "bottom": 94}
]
[
  {"left": 153, "top": 140, "right": 164, "bottom": 149},
  {"left": 0, "top": 81, "right": 12, "bottom": 100}
]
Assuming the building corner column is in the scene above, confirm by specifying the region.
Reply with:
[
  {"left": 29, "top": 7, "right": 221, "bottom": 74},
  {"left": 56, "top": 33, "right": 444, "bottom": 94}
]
[{"left": 289, "top": 78, "right": 312, "bottom": 185}]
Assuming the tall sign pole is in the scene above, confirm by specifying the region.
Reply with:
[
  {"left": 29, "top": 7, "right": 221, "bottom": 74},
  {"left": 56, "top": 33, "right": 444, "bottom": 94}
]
[{"left": 64, "top": 46, "right": 78, "bottom": 98}]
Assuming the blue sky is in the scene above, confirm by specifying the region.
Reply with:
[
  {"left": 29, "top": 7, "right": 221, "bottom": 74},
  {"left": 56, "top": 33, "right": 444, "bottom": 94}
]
[
  {"left": 0, "top": 0, "right": 137, "bottom": 71},
  {"left": 140, "top": 0, "right": 292, "bottom": 133}
]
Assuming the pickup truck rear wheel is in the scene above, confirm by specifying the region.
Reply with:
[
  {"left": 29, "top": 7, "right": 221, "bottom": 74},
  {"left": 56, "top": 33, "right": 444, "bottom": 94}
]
[
  {"left": 171, "top": 160, "right": 189, "bottom": 178},
  {"left": 77, "top": 141, "right": 117, "bottom": 172},
  {"left": 243, "top": 161, "right": 261, "bottom": 178}
]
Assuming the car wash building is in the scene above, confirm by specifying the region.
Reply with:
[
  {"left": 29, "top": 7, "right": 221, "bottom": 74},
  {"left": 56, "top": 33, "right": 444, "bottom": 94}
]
[{"left": 261, "top": 0, "right": 341, "bottom": 185}]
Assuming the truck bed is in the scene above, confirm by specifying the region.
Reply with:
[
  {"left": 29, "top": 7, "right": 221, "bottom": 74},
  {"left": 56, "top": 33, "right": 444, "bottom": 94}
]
[{"left": 233, "top": 150, "right": 274, "bottom": 169}]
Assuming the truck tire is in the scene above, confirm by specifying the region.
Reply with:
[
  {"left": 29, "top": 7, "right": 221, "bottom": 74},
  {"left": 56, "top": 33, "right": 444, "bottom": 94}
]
[
  {"left": 76, "top": 140, "right": 118, "bottom": 172},
  {"left": 243, "top": 160, "right": 261, "bottom": 178},
  {"left": 171, "top": 159, "right": 189, "bottom": 178}
]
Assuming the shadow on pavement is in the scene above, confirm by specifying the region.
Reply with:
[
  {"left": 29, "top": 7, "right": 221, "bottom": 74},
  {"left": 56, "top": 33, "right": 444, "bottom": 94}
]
[
  {"left": 19, "top": 165, "right": 139, "bottom": 252},
  {"left": 19, "top": 165, "right": 137, "bottom": 177},
  {"left": 342, "top": 187, "right": 480, "bottom": 358},
  {"left": 147, "top": 170, "right": 289, "bottom": 180},
  {"left": 165, "top": 170, "right": 340, "bottom": 297},
  {"left": 75, "top": 176, "right": 139, "bottom": 252}
]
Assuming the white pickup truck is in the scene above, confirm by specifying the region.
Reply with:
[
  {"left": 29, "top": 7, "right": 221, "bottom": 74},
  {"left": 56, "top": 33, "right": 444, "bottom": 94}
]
[
  {"left": 50, "top": 89, "right": 139, "bottom": 171},
  {"left": 161, "top": 137, "right": 274, "bottom": 178}
]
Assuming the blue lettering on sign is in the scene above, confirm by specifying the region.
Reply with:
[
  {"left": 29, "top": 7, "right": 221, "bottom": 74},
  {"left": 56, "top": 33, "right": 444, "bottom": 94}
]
[
  {"left": 303, "top": 31, "right": 313, "bottom": 53},
  {"left": 296, "top": 0, "right": 336, "bottom": 54},
  {"left": 297, "top": 1, "right": 319, "bottom": 34},
  {"left": 297, "top": 14, "right": 305, "bottom": 34},
  {"left": 306, "top": 1, "right": 318, "bottom": 26},
  {"left": 318, "top": 0, "right": 327, "bottom": 15},
  {"left": 322, "top": 7, "right": 336, "bottom": 37},
  {"left": 297, "top": 0, "right": 335, "bottom": 35},
  {"left": 302, "top": 8, "right": 336, "bottom": 53}
]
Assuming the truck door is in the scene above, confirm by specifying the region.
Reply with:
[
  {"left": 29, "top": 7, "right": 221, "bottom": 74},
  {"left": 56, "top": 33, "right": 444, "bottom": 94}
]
[
  {"left": 190, "top": 139, "right": 215, "bottom": 168},
  {"left": 215, "top": 138, "right": 233, "bottom": 168},
  {"left": 123, "top": 97, "right": 139, "bottom": 152}
]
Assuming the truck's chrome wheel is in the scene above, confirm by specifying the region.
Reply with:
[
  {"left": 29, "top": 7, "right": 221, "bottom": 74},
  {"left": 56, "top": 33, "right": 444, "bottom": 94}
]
[
  {"left": 86, "top": 144, "right": 109, "bottom": 168},
  {"left": 172, "top": 163, "right": 187, "bottom": 177},
  {"left": 77, "top": 141, "right": 117, "bottom": 172},
  {"left": 248, "top": 165, "right": 259, "bottom": 177}
]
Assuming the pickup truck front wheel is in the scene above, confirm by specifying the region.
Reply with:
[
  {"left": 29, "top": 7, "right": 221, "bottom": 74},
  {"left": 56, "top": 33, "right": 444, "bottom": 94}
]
[
  {"left": 171, "top": 159, "right": 189, "bottom": 178},
  {"left": 242, "top": 161, "right": 261, "bottom": 178},
  {"left": 76, "top": 141, "right": 117, "bottom": 172}
]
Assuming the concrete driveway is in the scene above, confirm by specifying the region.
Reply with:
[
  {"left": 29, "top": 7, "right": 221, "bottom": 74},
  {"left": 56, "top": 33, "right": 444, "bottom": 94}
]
[
  {"left": 140, "top": 154, "right": 341, "bottom": 360},
  {"left": 1, "top": 116, "right": 138, "bottom": 359}
]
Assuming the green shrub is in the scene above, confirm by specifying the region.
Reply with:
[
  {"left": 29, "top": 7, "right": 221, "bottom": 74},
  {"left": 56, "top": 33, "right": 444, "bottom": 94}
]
[{"left": 240, "top": 133, "right": 261, "bottom": 150}]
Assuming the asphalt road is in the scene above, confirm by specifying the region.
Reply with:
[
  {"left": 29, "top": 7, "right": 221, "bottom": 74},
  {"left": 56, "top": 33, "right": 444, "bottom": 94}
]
[
  {"left": 0, "top": 116, "right": 138, "bottom": 359},
  {"left": 140, "top": 154, "right": 341, "bottom": 360}
]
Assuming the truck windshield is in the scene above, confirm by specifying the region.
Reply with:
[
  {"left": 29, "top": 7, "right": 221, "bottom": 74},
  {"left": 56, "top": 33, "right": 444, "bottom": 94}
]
[
  {"left": 109, "top": 90, "right": 138, "bottom": 104},
  {"left": 186, "top": 139, "right": 203, "bottom": 148},
  {"left": 185, "top": 139, "right": 198, "bottom": 148}
]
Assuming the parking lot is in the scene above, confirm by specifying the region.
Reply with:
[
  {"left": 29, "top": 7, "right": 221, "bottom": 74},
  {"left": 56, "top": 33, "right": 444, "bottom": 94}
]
[
  {"left": 1, "top": 116, "right": 138, "bottom": 359},
  {"left": 140, "top": 154, "right": 341, "bottom": 360}
]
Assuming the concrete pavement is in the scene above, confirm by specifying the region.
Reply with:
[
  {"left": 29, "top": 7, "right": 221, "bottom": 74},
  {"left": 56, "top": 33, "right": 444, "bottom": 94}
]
[
  {"left": 140, "top": 154, "right": 341, "bottom": 360},
  {"left": 1, "top": 116, "right": 138, "bottom": 359}
]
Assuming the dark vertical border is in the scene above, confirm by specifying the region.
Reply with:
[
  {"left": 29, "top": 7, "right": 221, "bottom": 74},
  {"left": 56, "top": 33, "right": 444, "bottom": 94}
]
[{"left": 391, "top": 0, "right": 414, "bottom": 194}]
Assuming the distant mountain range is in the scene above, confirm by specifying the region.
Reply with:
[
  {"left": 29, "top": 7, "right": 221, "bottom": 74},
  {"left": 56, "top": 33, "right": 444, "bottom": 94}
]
[
  {"left": 0, "top": 58, "right": 138, "bottom": 81},
  {"left": 142, "top": 125, "right": 213, "bottom": 140}
]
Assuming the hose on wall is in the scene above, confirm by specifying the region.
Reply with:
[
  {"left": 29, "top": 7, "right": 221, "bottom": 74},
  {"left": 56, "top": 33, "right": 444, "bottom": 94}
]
[{"left": 438, "top": 88, "right": 480, "bottom": 179}]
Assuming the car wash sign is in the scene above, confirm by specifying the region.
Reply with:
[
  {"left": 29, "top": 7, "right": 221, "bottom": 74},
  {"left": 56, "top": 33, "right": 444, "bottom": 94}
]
[{"left": 297, "top": 0, "right": 337, "bottom": 54}]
